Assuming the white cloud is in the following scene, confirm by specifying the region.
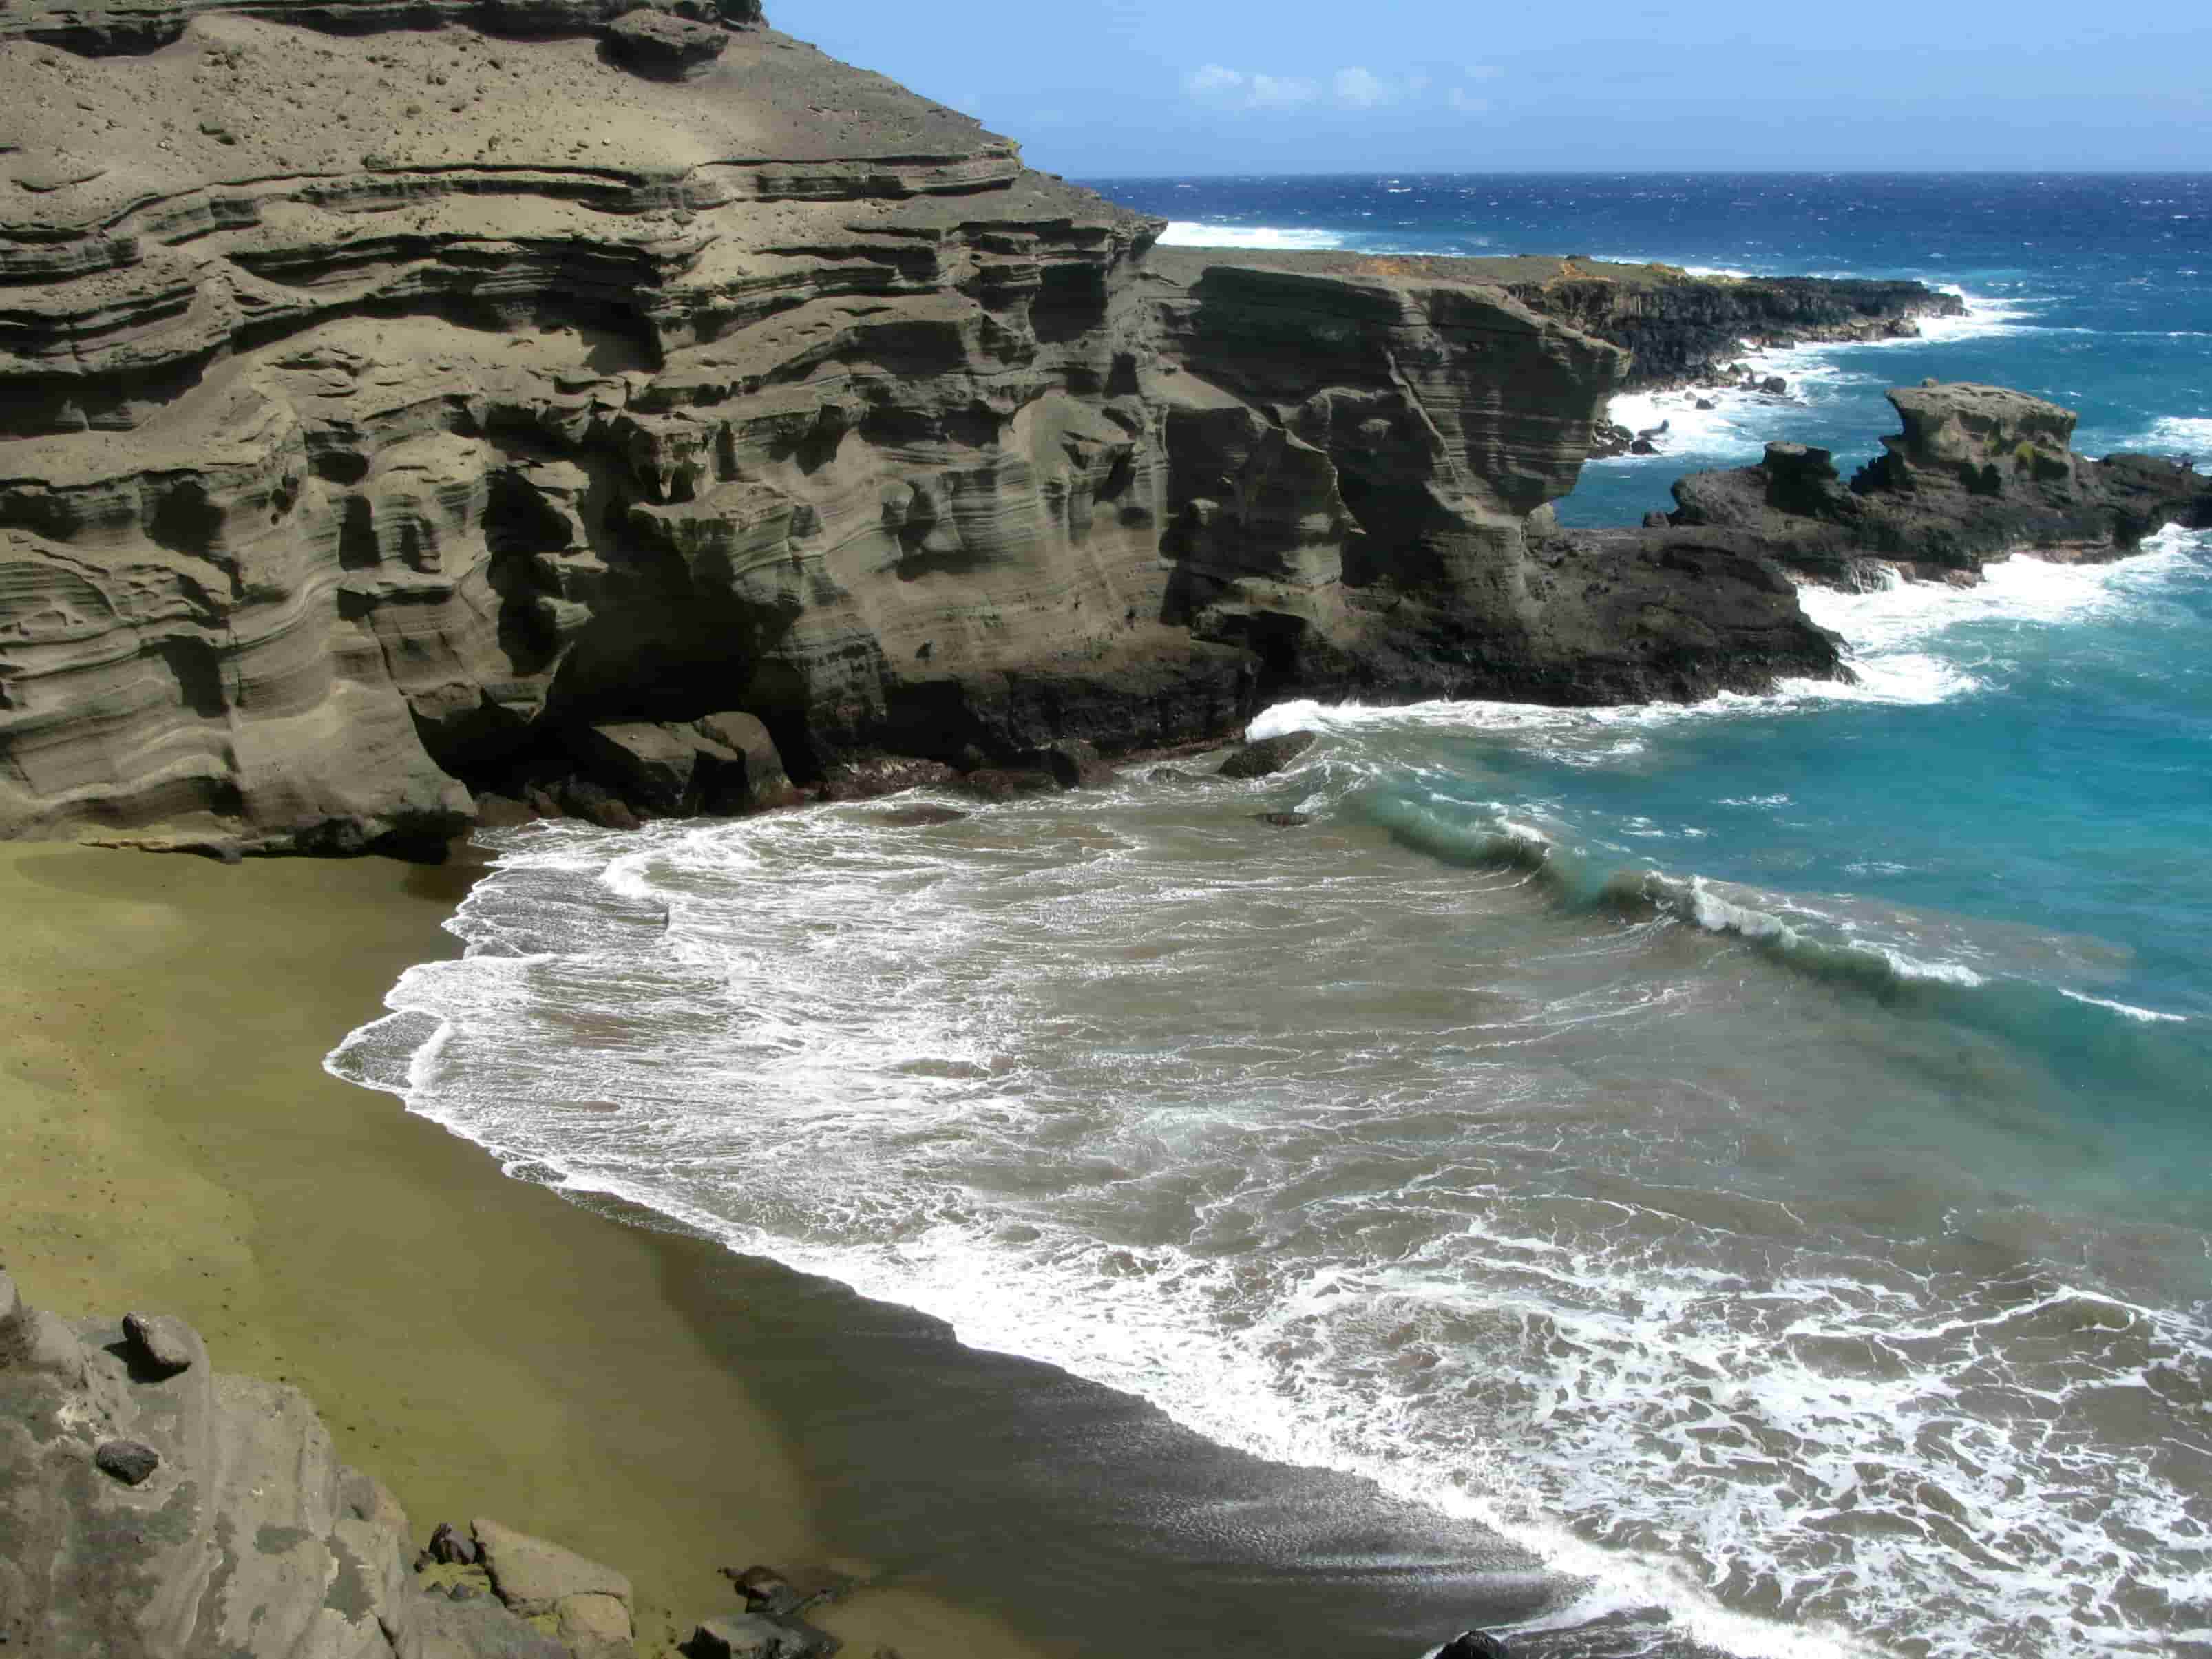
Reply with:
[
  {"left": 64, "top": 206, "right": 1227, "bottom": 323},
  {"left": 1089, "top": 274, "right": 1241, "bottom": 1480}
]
[
  {"left": 1449, "top": 87, "right": 1492, "bottom": 114},
  {"left": 1466, "top": 63, "right": 1505, "bottom": 81},
  {"left": 1177, "top": 64, "right": 1327, "bottom": 111},
  {"left": 1249, "top": 72, "right": 1318, "bottom": 107},
  {"left": 1183, "top": 64, "right": 1319, "bottom": 108},
  {"left": 1185, "top": 62, "right": 1454, "bottom": 113},
  {"left": 1333, "top": 66, "right": 1393, "bottom": 108},
  {"left": 1183, "top": 63, "right": 1246, "bottom": 98}
]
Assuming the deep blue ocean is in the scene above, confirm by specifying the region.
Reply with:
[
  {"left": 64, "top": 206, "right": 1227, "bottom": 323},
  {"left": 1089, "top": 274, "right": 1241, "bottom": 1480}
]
[{"left": 335, "top": 178, "right": 2212, "bottom": 1659}]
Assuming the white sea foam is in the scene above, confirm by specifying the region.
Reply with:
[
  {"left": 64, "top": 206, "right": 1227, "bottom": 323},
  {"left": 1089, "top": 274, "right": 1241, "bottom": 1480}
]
[
  {"left": 1915, "top": 285, "right": 2039, "bottom": 343},
  {"left": 326, "top": 775, "right": 2212, "bottom": 1659},
  {"left": 1591, "top": 286, "right": 2034, "bottom": 473},
  {"left": 1254, "top": 545, "right": 2191, "bottom": 765},
  {"left": 1155, "top": 220, "right": 1347, "bottom": 251},
  {"left": 1601, "top": 388, "right": 1758, "bottom": 452},
  {"left": 1799, "top": 539, "right": 2189, "bottom": 653},
  {"left": 1589, "top": 255, "right": 1764, "bottom": 280},
  {"left": 2132, "top": 413, "right": 2212, "bottom": 455},
  {"left": 2058, "top": 989, "right": 2188, "bottom": 1024}
]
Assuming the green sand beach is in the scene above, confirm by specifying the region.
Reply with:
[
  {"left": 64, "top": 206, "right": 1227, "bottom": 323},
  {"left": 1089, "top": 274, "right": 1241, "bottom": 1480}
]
[{"left": 0, "top": 841, "right": 1051, "bottom": 1658}]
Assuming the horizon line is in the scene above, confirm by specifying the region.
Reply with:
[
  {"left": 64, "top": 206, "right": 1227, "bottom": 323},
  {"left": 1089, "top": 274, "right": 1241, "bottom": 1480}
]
[{"left": 1066, "top": 167, "right": 2212, "bottom": 181}]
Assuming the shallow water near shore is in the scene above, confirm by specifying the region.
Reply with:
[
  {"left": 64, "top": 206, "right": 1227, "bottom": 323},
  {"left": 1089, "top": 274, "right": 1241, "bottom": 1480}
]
[{"left": 335, "top": 175, "right": 2212, "bottom": 1659}]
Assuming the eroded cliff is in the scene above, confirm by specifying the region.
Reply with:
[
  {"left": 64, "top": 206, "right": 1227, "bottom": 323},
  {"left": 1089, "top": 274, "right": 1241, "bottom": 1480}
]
[{"left": 0, "top": 0, "right": 1846, "bottom": 850}]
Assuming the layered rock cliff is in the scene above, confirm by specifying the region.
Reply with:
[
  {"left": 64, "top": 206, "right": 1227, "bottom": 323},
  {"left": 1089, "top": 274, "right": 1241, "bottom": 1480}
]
[{"left": 0, "top": 0, "right": 1864, "bottom": 850}]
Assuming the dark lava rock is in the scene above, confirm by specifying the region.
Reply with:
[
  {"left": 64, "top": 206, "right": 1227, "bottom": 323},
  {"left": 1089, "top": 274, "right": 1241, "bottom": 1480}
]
[
  {"left": 1629, "top": 436, "right": 1658, "bottom": 455},
  {"left": 1760, "top": 375, "right": 1788, "bottom": 395},
  {"left": 94, "top": 1440, "right": 160, "bottom": 1485},
  {"left": 1252, "top": 811, "right": 1311, "bottom": 828},
  {"left": 719, "top": 1561, "right": 861, "bottom": 1616},
  {"left": 1027, "top": 737, "right": 1113, "bottom": 790},
  {"left": 952, "top": 767, "right": 1059, "bottom": 802},
  {"left": 686, "top": 1612, "right": 832, "bottom": 1658},
  {"left": 428, "top": 1520, "right": 479, "bottom": 1565},
  {"left": 474, "top": 791, "right": 536, "bottom": 830},
  {"left": 872, "top": 804, "right": 968, "bottom": 827},
  {"left": 1694, "top": 397, "right": 1716, "bottom": 410},
  {"left": 1436, "top": 1632, "right": 1513, "bottom": 1659},
  {"left": 693, "top": 711, "right": 801, "bottom": 812},
  {"left": 721, "top": 1565, "right": 803, "bottom": 1617},
  {"left": 1216, "top": 731, "right": 1318, "bottom": 779},
  {"left": 555, "top": 776, "right": 642, "bottom": 832},
  {"left": 817, "top": 756, "right": 958, "bottom": 802},
  {"left": 1147, "top": 765, "right": 1203, "bottom": 785},
  {"left": 1588, "top": 419, "right": 1636, "bottom": 459},
  {"left": 603, "top": 8, "right": 729, "bottom": 78},
  {"left": 121, "top": 1310, "right": 197, "bottom": 1377},
  {"left": 1668, "top": 384, "right": 2212, "bottom": 582}
]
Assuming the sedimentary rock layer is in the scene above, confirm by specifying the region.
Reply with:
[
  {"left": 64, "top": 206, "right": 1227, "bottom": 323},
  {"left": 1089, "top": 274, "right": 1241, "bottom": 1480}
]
[{"left": 0, "top": 0, "right": 1848, "bottom": 850}]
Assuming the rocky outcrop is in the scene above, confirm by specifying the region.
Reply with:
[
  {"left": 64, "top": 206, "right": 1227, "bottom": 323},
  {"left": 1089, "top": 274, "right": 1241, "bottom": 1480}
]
[
  {"left": 1499, "top": 269, "right": 1963, "bottom": 390},
  {"left": 1139, "top": 249, "right": 1964, "bottom": 392},
  {"left": 0, "top": 0, "right": 1848, "bottom": 852},
  {"left": 1665, "top": 382, "right": 2212, "bottom": 584},
  {"left": 0, "top": 1268, "right": 617, "bottom": 1658},
  {"left": 1216, "top": 730, "right": 1316, "bottom": 779}
]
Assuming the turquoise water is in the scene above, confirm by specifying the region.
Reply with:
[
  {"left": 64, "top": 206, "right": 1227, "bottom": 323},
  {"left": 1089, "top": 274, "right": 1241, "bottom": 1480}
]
[
  {"left": 1115, "top": 171, "right": 2212, "bottom": 1194},
  {"left": 333, "top": 178, "right": 2212, "bottom": 1658}
]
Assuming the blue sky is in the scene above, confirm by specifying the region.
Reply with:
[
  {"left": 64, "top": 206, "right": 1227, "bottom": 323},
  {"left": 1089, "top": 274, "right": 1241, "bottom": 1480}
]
[{"left": 774, "top": 0, "right": 2211, "bottom": 175}]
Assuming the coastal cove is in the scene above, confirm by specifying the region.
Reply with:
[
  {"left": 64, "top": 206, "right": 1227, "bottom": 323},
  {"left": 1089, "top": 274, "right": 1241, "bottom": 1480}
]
[
  {"left": 3, "top": 0, "right": 2211, "bottom": 1648},
  {"left": 311, "top": 176, "right": 2212, "bottom": 1659}
]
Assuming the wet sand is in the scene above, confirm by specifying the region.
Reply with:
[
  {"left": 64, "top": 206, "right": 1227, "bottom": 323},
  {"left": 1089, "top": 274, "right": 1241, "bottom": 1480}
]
[{"left": 1, "top": 840, "right": 1559, "bottom": 1659}]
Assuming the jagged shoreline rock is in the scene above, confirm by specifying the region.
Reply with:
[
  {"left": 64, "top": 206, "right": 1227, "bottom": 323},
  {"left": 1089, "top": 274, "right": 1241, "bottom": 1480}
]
[{"left": 1661, "top": 381, "right": 2212, "bottom": 586}]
